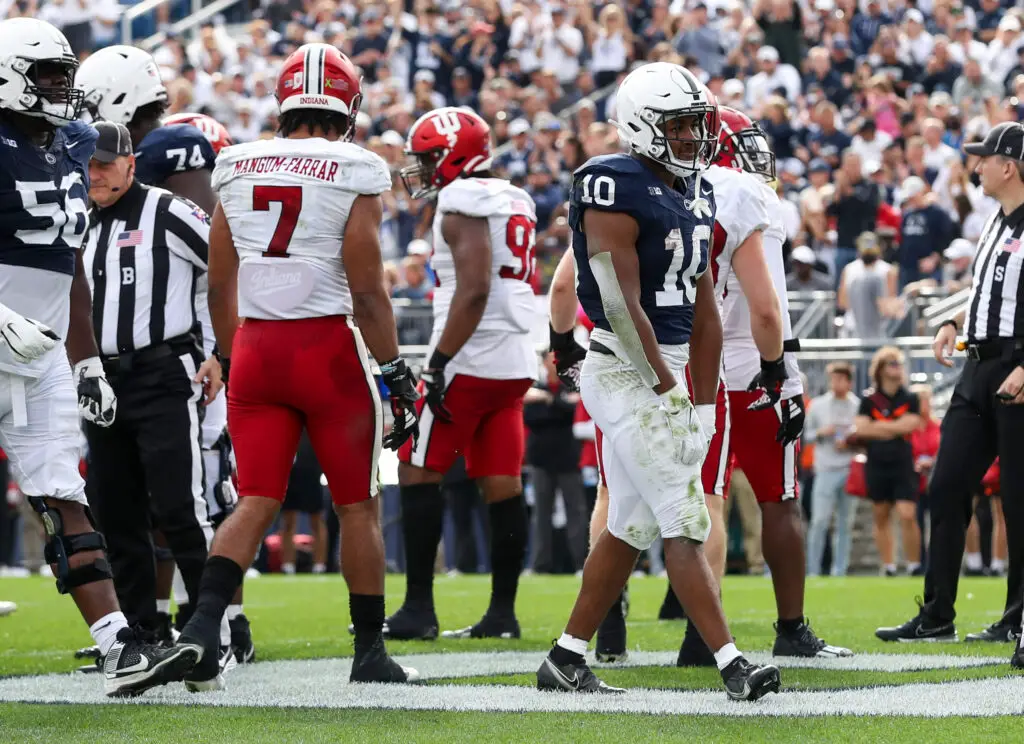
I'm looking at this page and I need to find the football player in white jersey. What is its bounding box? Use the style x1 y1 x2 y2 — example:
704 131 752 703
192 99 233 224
685 105 851 661
166 44 421 690
0 18 200 696
391 107 539 641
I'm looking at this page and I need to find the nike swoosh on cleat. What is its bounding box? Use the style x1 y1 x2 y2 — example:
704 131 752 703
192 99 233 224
547 660 579 690
114 657 150 674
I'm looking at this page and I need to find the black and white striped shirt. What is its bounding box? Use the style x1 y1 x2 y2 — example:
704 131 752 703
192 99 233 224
84 181 210 356
964 202 1024 343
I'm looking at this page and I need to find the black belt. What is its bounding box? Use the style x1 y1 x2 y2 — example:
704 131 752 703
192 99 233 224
101 334 198 376
965 338 1024 362
592 339 800 356
590 340 614 355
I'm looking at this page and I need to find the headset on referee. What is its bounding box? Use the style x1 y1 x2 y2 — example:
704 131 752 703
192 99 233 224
876 122 1024 660
80 121 222 633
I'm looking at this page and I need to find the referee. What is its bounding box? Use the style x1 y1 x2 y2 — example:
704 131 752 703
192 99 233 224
82 122 222 634
876 122 1024 657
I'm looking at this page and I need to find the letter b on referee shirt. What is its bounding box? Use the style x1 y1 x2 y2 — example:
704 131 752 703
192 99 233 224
121 266 135 285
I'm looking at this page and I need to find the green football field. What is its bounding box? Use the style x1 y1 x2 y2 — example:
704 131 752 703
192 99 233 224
0 573 1022 743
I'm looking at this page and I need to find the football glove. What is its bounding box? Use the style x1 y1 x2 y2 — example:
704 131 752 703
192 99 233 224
420 350 453 424
550 325 587 392
776 395 806 447
379 357 420 450
74 357 117 427
747 355 788 411
0 303 59 363
659 385 708 467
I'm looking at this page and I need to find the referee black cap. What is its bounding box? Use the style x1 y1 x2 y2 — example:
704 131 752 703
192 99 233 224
91 121 133 163
964 122 1024 160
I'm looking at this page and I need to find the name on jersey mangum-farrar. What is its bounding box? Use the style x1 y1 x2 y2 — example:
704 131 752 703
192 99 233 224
232 155 341 182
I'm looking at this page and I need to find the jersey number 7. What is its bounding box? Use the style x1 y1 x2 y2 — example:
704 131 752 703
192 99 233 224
253 185 302 256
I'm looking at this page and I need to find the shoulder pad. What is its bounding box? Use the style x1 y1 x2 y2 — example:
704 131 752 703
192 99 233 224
437 178 532 218
60 120 98 169
135 124 216 187
335 143 392 195
573 153 647 180
569 154 650 229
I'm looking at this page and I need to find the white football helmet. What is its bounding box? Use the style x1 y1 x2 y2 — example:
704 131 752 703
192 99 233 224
0 18 83 126
611 62 719 177
75 45 167 125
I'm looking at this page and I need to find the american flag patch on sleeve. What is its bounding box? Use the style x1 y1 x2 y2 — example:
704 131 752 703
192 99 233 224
1002 238 1020 254
116 230 143 248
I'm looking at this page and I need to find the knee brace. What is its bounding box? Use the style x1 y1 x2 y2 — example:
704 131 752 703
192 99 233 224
29 497 113 595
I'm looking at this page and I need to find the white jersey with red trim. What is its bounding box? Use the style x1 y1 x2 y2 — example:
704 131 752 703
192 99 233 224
704 165 802 399
430 177 539 381
212 137 391 320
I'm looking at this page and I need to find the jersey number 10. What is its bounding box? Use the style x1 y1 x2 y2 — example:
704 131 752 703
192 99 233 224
656 225 709 307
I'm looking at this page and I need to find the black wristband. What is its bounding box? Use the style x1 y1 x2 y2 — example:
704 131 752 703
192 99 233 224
428 350 452 370
549 324 574 350
220 357 230 382
378 357 406 379
940 319 959 332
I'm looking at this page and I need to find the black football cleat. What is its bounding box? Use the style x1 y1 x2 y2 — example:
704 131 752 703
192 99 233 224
442 612 520 639
229 613 256 663
536 655 625 693
965 622 1019 643
595 591 628 663
103 628 201 698
1011 642 1024 669
179 630 225 693
875 603 957 643
774 620 852 657
350 637 420 683
658 583 686 620
154 612 179 647
676 621 716 667
721 656 781 701
385 605 440 641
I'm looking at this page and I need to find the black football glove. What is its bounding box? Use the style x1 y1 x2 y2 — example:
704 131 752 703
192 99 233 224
776 395 806 446
379 358 420 450
550 325 587 392
747 355 788 411
420 350 453 423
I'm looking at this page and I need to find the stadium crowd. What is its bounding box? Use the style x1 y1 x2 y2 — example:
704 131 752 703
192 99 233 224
0 0 1015 584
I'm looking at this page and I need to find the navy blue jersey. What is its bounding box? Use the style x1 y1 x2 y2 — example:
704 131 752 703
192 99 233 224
570 154 714 345
0 118 95 277
134 123 216 187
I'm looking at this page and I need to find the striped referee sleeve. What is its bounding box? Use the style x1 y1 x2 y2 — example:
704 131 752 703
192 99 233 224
160 194 210 268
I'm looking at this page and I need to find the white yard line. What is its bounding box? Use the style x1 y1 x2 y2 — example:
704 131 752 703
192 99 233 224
0 651 1017 716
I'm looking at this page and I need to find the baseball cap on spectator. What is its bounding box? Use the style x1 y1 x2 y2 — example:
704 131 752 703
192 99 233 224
964 121 1024 160
898 176 927 204
355 112 372 131
907 83 925 97
722 78 745 101
814 0 834 10
809 158 831 174
904 9 924 24
831 35 848 50
929 91 953 109
530 162 552 176
381 130 405 147
362 7 382 21
756 46 780 63
414 70 436 86
453 67 470 80
509 118 531 136
856 231 881 256
791 245 817 265
944 238 976 261
407 239 431 256
783 158 805 177
999 16 1021 33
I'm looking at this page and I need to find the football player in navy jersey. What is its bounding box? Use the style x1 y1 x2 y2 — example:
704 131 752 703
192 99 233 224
0 18 199 695
75 46 217 213
536 62 780 701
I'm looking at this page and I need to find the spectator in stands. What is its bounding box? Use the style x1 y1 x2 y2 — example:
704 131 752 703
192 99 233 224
804 47 848 111
584 3 633 88
900 9 934 68
526 163 564 232
746 46 800 107
855 347 922 577
805 362 860 577
838 231 897 339
392 256 433 301
921 118 959 171
754 0 802 68
921 38 961 95
759 95 800 162
851 119 894 169
851 0 892 57
988 16 1024 86
786 245 832 292
910 383 941 568
897 176 953 289
953 57 1004 116
829 151 881 282
674 2 725 78
542 5 584 86
942 238 976 292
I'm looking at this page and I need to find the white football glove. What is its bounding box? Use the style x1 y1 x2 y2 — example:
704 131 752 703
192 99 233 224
0 303 59 363
74 357 117 427
659 385 709 467
695 404 716 440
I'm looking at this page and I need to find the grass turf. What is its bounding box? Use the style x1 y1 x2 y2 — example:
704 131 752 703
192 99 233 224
0 573 1018 742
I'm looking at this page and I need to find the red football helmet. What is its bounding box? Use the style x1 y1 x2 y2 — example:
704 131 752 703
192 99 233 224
162 112 233 155
275 43 362 139
400 107 492 200
715 106 776 182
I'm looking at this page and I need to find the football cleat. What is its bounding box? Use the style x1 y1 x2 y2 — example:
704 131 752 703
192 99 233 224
773 620 853 657
154 612 180 647
965 622 1019 643
658 583 685 620
536 656 625 694
595 591 628 663
1012 642 1024 669
229 613 256 663
177 629 225 693
721 657 781 701
350 637 420 683
441 612 520 639
875 604 957 643
676 620 716 667
103 628 201 698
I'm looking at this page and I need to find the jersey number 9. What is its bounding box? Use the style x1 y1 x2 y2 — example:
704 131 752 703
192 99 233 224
499 214 537 282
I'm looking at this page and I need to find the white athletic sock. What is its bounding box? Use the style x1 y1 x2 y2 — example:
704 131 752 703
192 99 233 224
992 559 1006 573
714 642 741 670
172 568 188 605
312 563 326 574
91 611 128 656
966 552 983 571
906 562 921 574
220 614 231 647
885 563 897 574
556 633 588 657
226 604 243 621
281 562 295 575
156 599 171 615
